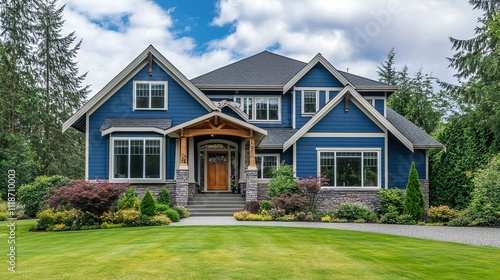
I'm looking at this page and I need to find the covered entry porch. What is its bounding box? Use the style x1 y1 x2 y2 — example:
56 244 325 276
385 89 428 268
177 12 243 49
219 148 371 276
164 112 267 206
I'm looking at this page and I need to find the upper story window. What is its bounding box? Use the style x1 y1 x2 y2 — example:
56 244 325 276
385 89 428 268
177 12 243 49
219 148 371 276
365 98 375 107
302 90 319 115
234 96 280 122
133 81 168 110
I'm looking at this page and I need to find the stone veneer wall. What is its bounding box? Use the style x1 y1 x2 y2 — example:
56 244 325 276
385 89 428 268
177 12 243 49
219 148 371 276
253 179 430 212
132 183 176 202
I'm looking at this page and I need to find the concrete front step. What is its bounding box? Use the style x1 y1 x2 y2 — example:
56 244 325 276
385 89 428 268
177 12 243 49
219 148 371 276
188 193 245 216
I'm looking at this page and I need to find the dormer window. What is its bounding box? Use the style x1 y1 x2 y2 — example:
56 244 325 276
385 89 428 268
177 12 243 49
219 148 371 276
302 90 319 115
133 81 168 110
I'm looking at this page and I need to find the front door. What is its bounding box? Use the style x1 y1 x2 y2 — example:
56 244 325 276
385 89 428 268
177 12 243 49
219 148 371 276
207 152 229 191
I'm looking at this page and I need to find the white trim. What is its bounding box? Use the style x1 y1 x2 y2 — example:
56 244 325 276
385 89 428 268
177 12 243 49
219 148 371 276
301 89 319 116
109 136 164 182
292 90 296 129
293 143 297 177
255 154 280 179
101 127 165 136
385 130 388 189
294 87 345 91
85 113 89 180
303 133 386 138
62 45 216 133
283 54 350 93
132 81 168 110
189 137 195 182
317 148 382 188
215 100 249 122
283 85 413 152
174 139 179 179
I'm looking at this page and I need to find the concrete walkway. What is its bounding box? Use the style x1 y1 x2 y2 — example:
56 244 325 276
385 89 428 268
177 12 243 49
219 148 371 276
171 217 500 247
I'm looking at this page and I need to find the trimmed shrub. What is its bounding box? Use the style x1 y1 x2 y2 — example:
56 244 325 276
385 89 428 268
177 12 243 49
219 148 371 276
379 205 401 224
118 187 140 210
428 205 459 223
234 210 251 221
35 208 98 231
272 193 307 214
149 214 171 226
403 162 425 221
244 200 260 214
321 215 332 222
331 204 377 222
259 200 273 213
157 187 171 206
18 175 70 217
275 214 295 221
378 188 404 215
156 203 170 213
164 208 180 222
140 189 157 216
47 180 129 216
173 205 190 219
267 163 299 197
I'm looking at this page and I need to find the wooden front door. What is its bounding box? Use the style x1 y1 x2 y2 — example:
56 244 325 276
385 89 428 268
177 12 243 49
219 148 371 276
207 152 229 191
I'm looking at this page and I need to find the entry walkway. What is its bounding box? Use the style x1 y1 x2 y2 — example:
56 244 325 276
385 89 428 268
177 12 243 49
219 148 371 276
172 216 500 247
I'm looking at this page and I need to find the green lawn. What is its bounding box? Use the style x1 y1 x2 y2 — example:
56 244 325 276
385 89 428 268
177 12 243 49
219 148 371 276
0 220 499 279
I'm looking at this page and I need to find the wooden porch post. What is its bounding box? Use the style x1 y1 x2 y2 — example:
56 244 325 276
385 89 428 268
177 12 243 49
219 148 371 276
180 129 188 169
249 129 256 169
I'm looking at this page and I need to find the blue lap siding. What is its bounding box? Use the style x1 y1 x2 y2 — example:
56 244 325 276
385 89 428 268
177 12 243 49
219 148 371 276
310 100 383 133
388 134 426 188
88 62 209 180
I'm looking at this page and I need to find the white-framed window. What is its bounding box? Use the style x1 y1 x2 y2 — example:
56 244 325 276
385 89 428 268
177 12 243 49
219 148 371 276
234 96 280 121
133 81 167 110
302 90 319 115
365 98 375 107
255 154 279 179
317 149 380 188
112 138 162 180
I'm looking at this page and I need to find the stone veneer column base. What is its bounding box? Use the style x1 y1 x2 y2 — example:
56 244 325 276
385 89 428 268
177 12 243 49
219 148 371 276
245 169 258 202
420 179 430 211
175 169 189 207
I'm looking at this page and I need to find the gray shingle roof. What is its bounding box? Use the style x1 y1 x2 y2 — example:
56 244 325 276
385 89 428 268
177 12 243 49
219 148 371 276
191 51 306 87
100 119 172 131
191 50 395 89
339 71 393 88
258 128 298 148
386 108 444 149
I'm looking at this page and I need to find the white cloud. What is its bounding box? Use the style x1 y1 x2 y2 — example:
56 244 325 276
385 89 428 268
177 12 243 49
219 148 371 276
59 0 482 99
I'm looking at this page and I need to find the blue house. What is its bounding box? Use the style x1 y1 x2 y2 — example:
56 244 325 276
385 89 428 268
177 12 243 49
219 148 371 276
63 45 444 211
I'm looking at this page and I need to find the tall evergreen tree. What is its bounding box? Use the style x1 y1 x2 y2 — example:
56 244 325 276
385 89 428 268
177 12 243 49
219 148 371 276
33 0 88 176
378 49 446 134
403 162 425 221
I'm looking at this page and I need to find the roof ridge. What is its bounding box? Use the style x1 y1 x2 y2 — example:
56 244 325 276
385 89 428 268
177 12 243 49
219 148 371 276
191 50 306 82
339 70 394 87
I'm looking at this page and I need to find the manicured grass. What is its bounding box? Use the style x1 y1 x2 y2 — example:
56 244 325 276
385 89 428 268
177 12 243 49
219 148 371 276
0 220 499 279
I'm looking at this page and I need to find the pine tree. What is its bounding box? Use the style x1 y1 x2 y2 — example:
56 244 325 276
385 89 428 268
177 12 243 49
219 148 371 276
33 0 88 176
403 162 425 221
378 49 446 133
118 187 140 210
140 189 157 216
157 187 171 206
376 47 397 85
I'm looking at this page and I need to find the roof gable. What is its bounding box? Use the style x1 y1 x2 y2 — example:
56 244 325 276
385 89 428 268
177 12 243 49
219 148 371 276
283 54 350 93
283 85 414 152
63 45 217 132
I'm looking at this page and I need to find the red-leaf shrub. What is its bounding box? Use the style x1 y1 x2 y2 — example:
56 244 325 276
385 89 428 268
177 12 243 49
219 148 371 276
272 193 307 214
47 180 129 216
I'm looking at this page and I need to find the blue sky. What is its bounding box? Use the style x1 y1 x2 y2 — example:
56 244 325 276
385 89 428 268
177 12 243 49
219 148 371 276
60 0 482 98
